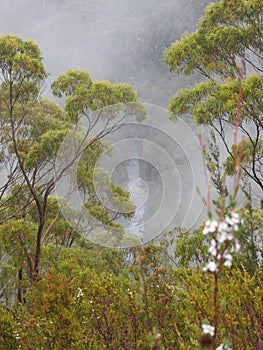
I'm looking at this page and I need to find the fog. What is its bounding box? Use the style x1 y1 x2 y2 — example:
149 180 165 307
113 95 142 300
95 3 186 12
0 0 209 105
0 0 212 241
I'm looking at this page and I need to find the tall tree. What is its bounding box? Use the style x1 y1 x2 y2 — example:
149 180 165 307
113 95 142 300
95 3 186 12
165 0 263 195
0 35 141 286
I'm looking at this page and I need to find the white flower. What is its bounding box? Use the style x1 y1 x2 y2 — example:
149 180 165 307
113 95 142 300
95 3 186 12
227 214 239 231
235 241 241 252
203 261 217 272
208 239 217 256
218 221 229 234
225 216 233 226
231 212 240 223
77 288 84 299
231 239 240 253
225 212 239 226
203 220 218 235
216 343 232 350
223 252 233 267
233 224 239 231
216 345 224 350
203 212 242 274
224 259 232 267
224 261 232 268
202 324 215 336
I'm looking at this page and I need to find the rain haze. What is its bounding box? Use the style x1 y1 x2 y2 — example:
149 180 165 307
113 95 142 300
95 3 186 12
0 0 211 241
0 0 209 105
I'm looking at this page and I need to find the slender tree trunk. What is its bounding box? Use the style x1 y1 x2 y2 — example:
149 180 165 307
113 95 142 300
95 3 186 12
17 269 26 305
33 219 45 280
17 269 23 303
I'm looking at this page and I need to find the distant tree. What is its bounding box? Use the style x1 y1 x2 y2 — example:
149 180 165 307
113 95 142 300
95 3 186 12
165 0 263 194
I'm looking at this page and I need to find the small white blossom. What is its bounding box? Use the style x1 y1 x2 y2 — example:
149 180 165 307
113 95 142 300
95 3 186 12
225 213 240 232
202 324 215 336
204 212 242 273
203 220 218 235
231 212 239 223
208 239 217 256
203 261 217 272
224 259 232 267
216 343 232 350
235 241 241 252
218 221 228 234
77 288 84 299
223 253 233 267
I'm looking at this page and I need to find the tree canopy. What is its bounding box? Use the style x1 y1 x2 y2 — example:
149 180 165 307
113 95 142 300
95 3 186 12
0 34 141 290
165 0 263 194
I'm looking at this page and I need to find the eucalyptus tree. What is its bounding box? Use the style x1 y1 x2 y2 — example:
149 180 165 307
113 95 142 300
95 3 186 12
0 34 141 289
165 0 263 194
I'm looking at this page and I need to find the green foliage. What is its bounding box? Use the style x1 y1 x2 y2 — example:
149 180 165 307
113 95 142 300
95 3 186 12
0 34 47 122
168 75 263 125
92 167 136 217
171 266 262 349
51 69 141 122
225 136 263 175
0 305 18 350
0 239 260 349
165 0 263 193
165 0 263 77
235 207 263 274
0 219 36 260
174 227 209 268
51 69 93 97
0 219 36 302
0 34 46 82
0 34 144 289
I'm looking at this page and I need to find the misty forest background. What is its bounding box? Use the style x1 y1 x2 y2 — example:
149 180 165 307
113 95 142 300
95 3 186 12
0 0 209 105
0 1 262 349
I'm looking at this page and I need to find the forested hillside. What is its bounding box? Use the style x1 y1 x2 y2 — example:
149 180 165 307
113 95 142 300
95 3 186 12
0 1 262 349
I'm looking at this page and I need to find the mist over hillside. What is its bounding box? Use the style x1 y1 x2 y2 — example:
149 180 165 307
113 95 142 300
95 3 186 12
0 1 213 237
0 0 210 105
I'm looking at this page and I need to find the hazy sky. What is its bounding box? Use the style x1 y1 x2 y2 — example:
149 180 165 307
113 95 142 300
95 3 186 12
0 1 215 236
0 0 209 105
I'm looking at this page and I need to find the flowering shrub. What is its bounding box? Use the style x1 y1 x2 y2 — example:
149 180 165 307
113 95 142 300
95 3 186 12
203 213 241 272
